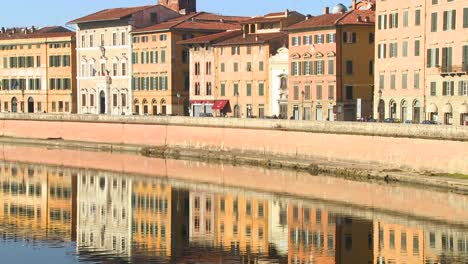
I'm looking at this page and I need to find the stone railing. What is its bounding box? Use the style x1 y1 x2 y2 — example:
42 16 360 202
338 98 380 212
0 113 467 141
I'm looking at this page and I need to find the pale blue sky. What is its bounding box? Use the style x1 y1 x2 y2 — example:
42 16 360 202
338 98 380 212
0 0 345 28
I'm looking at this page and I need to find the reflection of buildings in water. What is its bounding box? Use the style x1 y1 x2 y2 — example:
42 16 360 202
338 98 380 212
0 162 76 242
269 201 289 257
288 203 336 264
132 179 172 257
77 171 132 256
373 222 424 264
424 228 468 263
189 191 216 246
214 194 270 259
335 216 373 264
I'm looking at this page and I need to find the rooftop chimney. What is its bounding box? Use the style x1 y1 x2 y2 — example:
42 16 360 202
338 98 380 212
285 9 289 17
352 0 357 10
323 7 329 15
31 26 35 32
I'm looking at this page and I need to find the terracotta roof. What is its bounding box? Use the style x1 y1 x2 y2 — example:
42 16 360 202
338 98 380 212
286 13 343 31
133 12 243 33
68 5 155 24
194 13 249 22
178 30 243 45
213 32 287 46
336 9 375 25
242 16 283 24
0 26 74 41
264 11 286 17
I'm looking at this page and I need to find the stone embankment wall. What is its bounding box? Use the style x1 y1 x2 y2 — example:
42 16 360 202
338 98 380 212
0 113 467 173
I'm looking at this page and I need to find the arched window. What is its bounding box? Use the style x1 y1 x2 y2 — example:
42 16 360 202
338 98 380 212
161 99 167 115
401 100 408 122
133 99 140 115
152 99 158 115
142 99 148 115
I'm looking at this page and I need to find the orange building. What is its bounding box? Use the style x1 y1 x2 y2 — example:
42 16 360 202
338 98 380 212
373 221 424 264
131 12 245 116
132 179 172 257
286 1 375 121
214 194 270 260
0 26 76 113
288 204 336 264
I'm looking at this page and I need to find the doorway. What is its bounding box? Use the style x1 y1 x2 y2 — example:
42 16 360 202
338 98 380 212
28 97 34 113
99 91 106 114
11 97 18 113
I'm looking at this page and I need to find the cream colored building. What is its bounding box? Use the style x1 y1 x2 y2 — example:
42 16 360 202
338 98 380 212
69 5 180 115
269 47 289 118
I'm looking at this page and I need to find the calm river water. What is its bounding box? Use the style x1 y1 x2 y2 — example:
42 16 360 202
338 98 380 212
0 144 467 264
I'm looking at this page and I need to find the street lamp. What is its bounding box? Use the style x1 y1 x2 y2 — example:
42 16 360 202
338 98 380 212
176 92 181 116
301 90 305 120
235 91 239 118
378 88 383 121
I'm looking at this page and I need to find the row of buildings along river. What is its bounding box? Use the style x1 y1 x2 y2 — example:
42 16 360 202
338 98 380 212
0 160 467 263
0 0 466 125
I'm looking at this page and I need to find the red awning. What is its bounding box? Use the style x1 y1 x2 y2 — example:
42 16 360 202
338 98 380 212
190 100 214 104
212 100 228 110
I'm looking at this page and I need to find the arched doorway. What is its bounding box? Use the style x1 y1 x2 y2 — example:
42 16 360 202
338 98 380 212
389 100 397 119
413 100 421 123
133 99 140 115
11 97 18 113
99 91 106 114
234 104 240 118
152 99 158 115
401 100 408 122
28 97 34 113
378 99 385 121
161 99 167 115
142 99 148 115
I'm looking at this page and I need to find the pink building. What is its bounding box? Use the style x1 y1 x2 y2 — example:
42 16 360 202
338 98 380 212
181 11 305 117
374 0 468 125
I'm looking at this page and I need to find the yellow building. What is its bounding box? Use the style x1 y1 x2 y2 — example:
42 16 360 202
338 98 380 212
131 12 245 116
0 26 76 113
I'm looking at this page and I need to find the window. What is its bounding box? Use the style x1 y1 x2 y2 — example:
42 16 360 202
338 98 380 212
294 85 299 100
246 46 251 55
89 34 94 47
150 12 158 23
378 43 387 59
81 35 86 48
121 63 127 76
304 84 310 100
220 63 225 72
112 33 117 46
431 12 438 32
464 8 468 28
315 61 324 75
328 84 334 99
346 85 353 100
441 47 453 71
431 81 437 96
459 81 468 95
82 94 86 106
292 61 300 76
159 34 167 41
443 81 455 96
414 40 420 56
206 82 212 95
369 33 374 44
390 43 398 58
259 61 264 71
113 63 118 76
378 14 387 30
346 60 353 75
328 60 335 75
231 46 240 55
402 41 408 57
443 10 456 31
303 35 312 45
259 83 264 96
246 62 252 72
220 83 225 96
389 13 399 28
369 60 373 75
402 72 408 89
415 9 421 26
326 33 336 43
246 83 251 96
403 10 409 27
233 62 238 72
316 85 322 100
113 94 117 107
292 36 301 46
414 71 420 89
161 49 166 63
390 73 396 89
379 73 385 90
121 32 126 45
427 48 440 68
233 83 239 96
304 61 312 75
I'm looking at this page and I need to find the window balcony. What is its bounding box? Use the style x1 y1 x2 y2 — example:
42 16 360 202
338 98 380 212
438 65 468 76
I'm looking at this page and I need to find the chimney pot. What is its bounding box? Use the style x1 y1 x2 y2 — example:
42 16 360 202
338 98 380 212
323 7 329 15
352 0 357 10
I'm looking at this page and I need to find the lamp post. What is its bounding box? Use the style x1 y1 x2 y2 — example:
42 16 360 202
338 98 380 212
301 90 305 120
378 88 382 121
235 91 239 118
176 92 181 116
